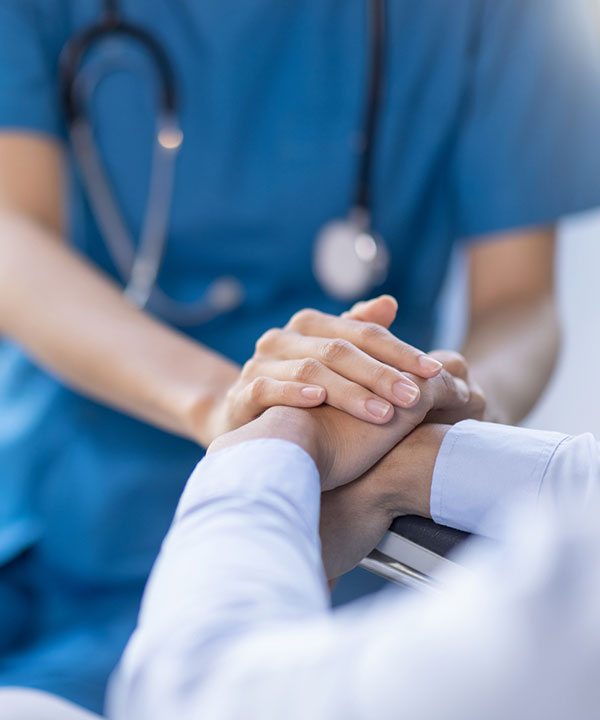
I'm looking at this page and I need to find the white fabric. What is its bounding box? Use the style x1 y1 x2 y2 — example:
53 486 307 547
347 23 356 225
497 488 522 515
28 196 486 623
431 420 600 537
0 688 101 720
108 430 600 720
430 419 569 536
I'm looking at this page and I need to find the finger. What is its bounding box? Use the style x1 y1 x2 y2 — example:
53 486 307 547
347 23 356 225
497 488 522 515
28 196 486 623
261 332 420 408
286 309 442 378
412 370 471 413
258 358 397 424
428 349 469 381
343 295 398 329
238 377 327 422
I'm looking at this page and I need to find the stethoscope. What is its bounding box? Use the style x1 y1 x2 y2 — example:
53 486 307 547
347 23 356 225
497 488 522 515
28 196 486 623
60 0 390 326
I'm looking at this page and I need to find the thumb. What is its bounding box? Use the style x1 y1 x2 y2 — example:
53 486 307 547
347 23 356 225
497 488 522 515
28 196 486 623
344 295 398 329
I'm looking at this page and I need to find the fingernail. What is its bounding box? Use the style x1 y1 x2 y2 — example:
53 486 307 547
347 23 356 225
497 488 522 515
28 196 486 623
365 398 393 419
392 381 420 406
301 386 325 401
418 355 443 374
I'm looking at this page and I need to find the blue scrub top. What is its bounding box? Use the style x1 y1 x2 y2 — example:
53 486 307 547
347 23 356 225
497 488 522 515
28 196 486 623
1 0 600 712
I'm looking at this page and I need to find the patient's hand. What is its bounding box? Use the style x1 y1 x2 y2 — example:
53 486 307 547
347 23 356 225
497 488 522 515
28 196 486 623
208 366 470 492
317 352 483 579
320 424 450 580
425 350 485 424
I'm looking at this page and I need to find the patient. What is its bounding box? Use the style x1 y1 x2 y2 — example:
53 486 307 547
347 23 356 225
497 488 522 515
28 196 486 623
106 376 600 718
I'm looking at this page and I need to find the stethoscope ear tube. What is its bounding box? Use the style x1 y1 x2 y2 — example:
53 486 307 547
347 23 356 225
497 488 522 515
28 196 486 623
60 17 178 126
62 1 388 320
312 0 390 302
70 116 243 325
61 7 245 325
356 0 385 212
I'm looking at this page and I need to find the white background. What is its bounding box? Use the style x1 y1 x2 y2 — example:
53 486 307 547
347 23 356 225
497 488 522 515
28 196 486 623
525 212 600 437
437 210 600 439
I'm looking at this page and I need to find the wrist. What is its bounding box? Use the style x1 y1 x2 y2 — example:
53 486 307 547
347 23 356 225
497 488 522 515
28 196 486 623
261 407 325 475
180 362 241 447
372 424 450 519
207 406 326 478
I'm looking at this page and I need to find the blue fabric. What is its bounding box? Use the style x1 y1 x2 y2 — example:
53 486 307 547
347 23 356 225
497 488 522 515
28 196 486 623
1 0 600 713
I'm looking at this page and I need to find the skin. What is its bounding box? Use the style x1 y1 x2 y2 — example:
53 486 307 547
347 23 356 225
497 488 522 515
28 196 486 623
0 131 558 603
0 134 555 444
462 230 559 425
0 133 555 580
0 134 448 449
319 423 449 580
317 302 483 580
210 370 472 493
314 233 560 579
209 405 451 581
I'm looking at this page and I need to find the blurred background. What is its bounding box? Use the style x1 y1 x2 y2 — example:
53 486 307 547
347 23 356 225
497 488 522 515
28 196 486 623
437 209 600 439
525 211 600 437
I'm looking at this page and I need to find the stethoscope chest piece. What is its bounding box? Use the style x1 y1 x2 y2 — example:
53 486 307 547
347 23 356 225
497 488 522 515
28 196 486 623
312 207 390 302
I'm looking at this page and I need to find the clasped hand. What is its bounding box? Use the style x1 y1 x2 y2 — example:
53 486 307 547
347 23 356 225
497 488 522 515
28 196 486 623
207 296 484 441
209 296 485 579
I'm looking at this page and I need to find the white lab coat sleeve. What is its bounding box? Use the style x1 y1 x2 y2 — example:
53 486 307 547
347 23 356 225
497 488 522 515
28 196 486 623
107 438 330 719
429 419 600 538
108 433 600 720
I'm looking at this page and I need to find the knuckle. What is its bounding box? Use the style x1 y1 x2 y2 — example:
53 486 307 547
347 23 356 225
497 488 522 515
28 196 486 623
240 358 258 380
292 357 321 382
371 362 392 386
249 376 269 403
438 370 458 401
452 352 468 372
320 338 351 364
288 308 318 331
358 322 385 343
255 328 280 355
224 384 239 407
440 350 469 378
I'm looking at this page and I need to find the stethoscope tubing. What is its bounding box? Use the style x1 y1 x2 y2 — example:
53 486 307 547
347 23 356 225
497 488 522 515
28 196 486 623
357 0 385 213
60 0 387 322
60 19 177 125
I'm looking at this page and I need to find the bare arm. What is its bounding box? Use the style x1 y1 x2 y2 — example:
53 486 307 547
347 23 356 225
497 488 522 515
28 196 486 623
0 133 447 447
460 228 559 425
0 134 239 447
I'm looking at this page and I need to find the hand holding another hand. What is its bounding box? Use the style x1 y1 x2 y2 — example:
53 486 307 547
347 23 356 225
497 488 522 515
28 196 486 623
209 360 472 492
204 296 444 442
208 295 486 580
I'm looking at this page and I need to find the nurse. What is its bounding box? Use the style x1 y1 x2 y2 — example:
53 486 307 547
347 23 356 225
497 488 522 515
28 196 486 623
1 0 600 714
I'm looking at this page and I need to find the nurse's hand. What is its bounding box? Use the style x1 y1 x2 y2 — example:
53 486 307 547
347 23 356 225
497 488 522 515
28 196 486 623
206 296 444 441
209 365 471 492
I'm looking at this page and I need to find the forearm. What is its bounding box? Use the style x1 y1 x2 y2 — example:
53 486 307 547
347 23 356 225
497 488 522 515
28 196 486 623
110 435 328 720
0 210 239 446
461 293 559 424
110 416 600 720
